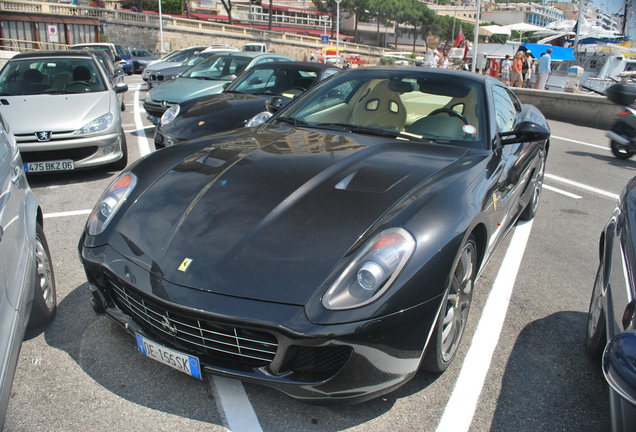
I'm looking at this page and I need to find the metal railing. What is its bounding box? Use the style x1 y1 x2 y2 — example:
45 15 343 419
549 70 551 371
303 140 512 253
0 37 70 52
0 0 384 55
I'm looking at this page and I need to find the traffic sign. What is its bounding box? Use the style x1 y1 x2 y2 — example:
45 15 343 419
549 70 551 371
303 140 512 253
321 35 329 44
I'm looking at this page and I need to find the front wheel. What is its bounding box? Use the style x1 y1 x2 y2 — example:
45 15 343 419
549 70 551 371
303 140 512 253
421 235 477 373
107 131 128 171
611 140 634 160
28 223 57 329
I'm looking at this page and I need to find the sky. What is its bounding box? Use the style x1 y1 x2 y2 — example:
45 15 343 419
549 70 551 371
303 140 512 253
587 0 636 40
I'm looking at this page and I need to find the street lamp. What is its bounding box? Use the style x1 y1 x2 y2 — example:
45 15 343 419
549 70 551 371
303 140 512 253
336 0 341 66
159 0 164 54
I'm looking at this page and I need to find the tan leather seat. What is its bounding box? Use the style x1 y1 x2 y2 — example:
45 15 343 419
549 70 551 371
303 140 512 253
349 80 407 131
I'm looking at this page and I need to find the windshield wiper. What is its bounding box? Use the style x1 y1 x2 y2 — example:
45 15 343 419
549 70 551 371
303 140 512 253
314 123 434 142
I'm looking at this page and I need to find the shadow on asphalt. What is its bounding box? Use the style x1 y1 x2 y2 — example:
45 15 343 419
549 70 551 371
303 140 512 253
490 311 610 431
566 150 636 170
44 283 222 425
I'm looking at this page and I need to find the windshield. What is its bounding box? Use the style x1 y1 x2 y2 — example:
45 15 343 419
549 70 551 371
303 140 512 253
131 50 153 57
228 66 322 98
182 55 251 81
278 70 486 147
0 57 108 95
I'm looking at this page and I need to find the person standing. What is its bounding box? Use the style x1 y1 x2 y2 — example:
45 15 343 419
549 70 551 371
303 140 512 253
501 54 511 85
538 48 552 90
511 51 524 87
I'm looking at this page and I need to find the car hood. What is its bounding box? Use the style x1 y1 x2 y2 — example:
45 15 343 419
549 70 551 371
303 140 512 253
111 126 469 305
147 77 227 103
164 92 270 139
155 65 188 77
1 92 112 134
145 60 182 73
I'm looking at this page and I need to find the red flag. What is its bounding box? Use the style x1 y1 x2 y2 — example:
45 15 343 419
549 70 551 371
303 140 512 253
454 29 464 48
463 42 469 61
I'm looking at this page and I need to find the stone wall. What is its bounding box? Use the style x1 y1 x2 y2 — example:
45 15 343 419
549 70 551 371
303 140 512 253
101 20 379 64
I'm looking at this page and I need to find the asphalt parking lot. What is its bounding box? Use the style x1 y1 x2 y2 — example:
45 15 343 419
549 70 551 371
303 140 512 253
3 74 624 431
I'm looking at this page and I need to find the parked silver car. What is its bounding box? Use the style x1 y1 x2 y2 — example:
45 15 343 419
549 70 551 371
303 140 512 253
0 111 56 429
0 50 128 172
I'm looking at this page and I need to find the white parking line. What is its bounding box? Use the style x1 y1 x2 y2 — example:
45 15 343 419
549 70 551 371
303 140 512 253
44 209 92 218
552 135 608 151
123 125 155 134
437 220 533 432
211 376 263 432
545 173 619 200
543 184 582 199
133 84 152 157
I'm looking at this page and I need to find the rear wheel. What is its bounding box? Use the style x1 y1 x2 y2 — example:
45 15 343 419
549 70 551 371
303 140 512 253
611 140 633 159
520 150 546 220
28 223 56 329
421 235 477 372
585 268 606 359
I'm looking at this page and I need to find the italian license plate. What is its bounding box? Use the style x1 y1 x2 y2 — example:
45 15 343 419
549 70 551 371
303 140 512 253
24 160 74 173
135 334 202 379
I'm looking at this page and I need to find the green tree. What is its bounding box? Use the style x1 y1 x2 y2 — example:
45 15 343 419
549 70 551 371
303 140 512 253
342 0 370 43
312 0 338 39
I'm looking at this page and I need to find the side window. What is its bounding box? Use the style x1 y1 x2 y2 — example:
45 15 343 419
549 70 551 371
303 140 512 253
492 85 517 133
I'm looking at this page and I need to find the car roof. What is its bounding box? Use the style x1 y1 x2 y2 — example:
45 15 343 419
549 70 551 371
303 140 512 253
219 51 290 59
12 50 96 60
250 61 339 71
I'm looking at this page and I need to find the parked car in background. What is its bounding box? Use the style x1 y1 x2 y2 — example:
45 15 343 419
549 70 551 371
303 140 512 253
0 110 56 430
141 46 208 88
243 43 268 52
88 50 126 111
145 47 238 88
155 61 340 148
0 50 129 172
79 68 549 404
143 51 292 124
71 43 133 75
129 49 158 74
586 175 636 431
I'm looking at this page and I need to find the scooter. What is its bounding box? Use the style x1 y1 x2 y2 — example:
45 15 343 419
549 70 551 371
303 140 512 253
606 83 636 159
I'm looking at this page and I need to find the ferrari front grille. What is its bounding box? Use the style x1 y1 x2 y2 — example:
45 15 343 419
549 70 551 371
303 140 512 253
107 278 279 366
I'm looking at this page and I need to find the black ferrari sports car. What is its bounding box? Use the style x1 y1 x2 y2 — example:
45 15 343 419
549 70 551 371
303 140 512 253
79 68 550 404
154 61 341 149
586 173 636 431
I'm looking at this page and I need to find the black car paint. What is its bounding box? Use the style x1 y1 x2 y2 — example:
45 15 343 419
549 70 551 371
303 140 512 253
588 176 636 431
79 69 549 403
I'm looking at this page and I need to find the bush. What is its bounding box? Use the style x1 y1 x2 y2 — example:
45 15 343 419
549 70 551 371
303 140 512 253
380 57 396 65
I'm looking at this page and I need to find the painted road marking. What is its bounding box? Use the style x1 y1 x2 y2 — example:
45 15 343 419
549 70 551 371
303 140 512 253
552 135 607 151
123 125 155 134
211 376 263 432
545 173 619 200
543 184 582 199
437 220 534 432
44 209 92 218
134 84 152 157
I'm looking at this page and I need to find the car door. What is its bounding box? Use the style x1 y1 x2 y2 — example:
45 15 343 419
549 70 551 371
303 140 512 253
491 84 530 226
0 113 31 310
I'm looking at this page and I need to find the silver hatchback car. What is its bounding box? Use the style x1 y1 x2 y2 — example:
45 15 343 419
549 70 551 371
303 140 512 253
0 50 128 173
0 111 56 429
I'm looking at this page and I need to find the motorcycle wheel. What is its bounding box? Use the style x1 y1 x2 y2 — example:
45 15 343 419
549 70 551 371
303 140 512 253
611 140 634 159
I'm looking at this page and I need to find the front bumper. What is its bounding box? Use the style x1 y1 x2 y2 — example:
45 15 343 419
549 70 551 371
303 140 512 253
79 237 440 404
143 100 169 124
16 130 125 169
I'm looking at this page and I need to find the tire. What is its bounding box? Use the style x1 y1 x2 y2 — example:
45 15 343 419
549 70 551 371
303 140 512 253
28 223 57 329
585 268 606 359
520 150 546 221
421 235 477 373
611 140 633 160
108 132 128 171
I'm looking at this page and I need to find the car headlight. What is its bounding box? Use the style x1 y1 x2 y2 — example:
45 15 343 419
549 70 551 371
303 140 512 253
161 104 180 126
246 111 272 127
86 173 137 236
75 113 114 135
322 227 416 310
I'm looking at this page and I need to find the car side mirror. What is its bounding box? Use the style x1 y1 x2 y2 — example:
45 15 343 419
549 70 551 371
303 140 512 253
115 55 122 62
603 331 636 407
222 82 231 90
266 96 284 114
499 121 550 146
114 83 128 94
